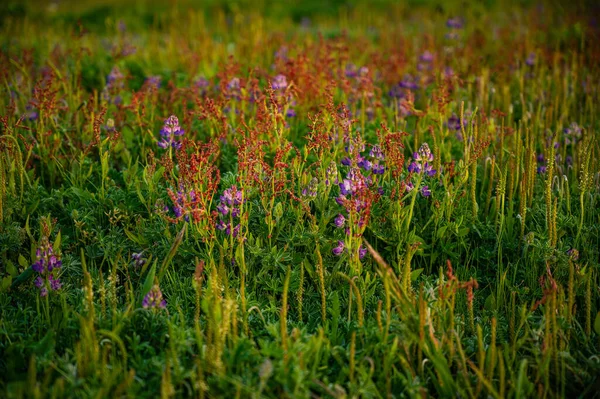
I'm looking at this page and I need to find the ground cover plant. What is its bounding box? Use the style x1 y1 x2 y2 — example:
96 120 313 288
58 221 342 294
1 0 600 397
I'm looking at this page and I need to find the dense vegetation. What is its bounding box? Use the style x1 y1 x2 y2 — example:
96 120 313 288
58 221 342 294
1 1 599 397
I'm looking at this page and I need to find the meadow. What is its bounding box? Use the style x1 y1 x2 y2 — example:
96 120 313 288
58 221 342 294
1 0 600 397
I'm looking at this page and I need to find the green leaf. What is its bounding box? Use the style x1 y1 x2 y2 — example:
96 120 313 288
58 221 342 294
53 231 62 250
140 259 157 306
411 268 424 281
11 267 33 288
1 276 12 291
484 294 496 311
594 312 600 335
7 260 18 277
18 254 28 268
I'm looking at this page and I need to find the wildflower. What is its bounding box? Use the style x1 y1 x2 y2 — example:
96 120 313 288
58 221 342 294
372 164 385 175
216 186 243 237
131 252 146 267
271 74 288 90
158 115 184 149
143 284 167 309
31 236 62 296
369 145 384 161
419 50 434 63
446 17 464 29
421 185 431 197
332 240 345 256
334 214 345 228
325 161 338 186
567 248 579 261
302 177 319 198
145 75 161 89
526 52 536 67
358 246 367 260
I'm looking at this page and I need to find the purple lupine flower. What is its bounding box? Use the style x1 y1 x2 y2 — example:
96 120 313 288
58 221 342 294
332 240 345 256
408 162 421 174
145 75 161 89
271 74 288 90
217 186 244 236
195 77 210 95
357 156 372 171
158 115 184 149
31 236 62 296
526 53 536 67
302 177 319 198
414 143 434 163
537 166 547 174
341 157 352 166
399 75 419 90
405 182 414 192
369 145 384 160
49 275 62 290
334 214 345 228
143 284 167 309
420 51 434 63
345 63 358 78
286 108 297 118
566 155 573 166
421 185 431 197
325 161 338 186
567 248 579 261
339 179 352 196
359 246 367 260
131 252 146 267
446 17 464 29
447 114 464 131
372 164 385 175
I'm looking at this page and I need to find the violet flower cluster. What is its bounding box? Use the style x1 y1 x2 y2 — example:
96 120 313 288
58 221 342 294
271 74 297 118
102 66 124 105
143 284 167 309
32 238 62 297
158 115 184 150
406 142 437 197
216 186 243 237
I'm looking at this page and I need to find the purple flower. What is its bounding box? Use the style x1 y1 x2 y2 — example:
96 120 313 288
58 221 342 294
369 145 384 160
34 276 43 288
447 114 464 131
372 164 385 175
332 240 345 256
537 166 547 174
357 156 372 171
421 185 431 197
40 287 48 297
408 162 421 174
526 52 536 67
359 246 367 260
414 143 434 163
271 74 288 90
567 248 579 261
446 17 464 29
334 214 345 228
49 275 62 290
158 115 184 149
143 284 167 309
420 51 434 63
131 252 146 267
145 75 161 89
286 108 297 118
